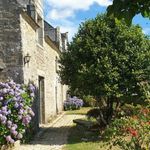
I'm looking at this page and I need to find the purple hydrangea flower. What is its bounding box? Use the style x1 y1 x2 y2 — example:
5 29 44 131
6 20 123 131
17 133 23 139
7 120 12 126
0 97 3 100
6 135 14 143
6 135 12 142
0 80 35 144
64 96 83 110
11 130 18 136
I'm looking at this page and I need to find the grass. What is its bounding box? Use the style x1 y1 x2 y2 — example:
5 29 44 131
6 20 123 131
63 107 107 150
65 107 92 115
63 125 105 150
64 107 120 150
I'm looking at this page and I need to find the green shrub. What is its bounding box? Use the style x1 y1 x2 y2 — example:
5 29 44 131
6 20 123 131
83 95 96 107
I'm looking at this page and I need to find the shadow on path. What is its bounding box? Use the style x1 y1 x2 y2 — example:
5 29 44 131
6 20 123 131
30 126 72 146
20 114 85 150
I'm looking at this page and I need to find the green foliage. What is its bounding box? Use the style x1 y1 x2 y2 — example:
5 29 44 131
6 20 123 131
107 0 150 24
82 95 96 107
86 107 114 126
87 108 100 120
139 81 150 102
59 14 150 105
103 105 150 149
65 107 92 115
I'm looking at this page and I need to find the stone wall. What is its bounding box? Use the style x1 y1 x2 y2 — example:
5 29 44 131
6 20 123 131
44 40 68 120
44 42 59 118
20 13 67 124
20 13 39 130
0 0 23 83
0 0 68 128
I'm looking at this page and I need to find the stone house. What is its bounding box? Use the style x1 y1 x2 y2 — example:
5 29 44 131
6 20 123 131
0 0 68 130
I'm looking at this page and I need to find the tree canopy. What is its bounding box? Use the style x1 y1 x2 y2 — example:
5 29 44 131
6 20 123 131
59 14 150 103
107 0 150 24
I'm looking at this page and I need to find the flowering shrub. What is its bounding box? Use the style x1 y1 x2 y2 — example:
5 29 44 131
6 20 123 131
64 96 83 110
103 105 150 150
0 80 35 146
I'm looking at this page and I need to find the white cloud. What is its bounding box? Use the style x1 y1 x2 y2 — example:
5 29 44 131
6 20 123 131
45 0 112 40
95 0 112 7
45 0 112 20
47 9 74 20
46 0 112 10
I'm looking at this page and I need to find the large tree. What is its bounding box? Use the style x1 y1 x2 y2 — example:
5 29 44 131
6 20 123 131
107 0 150 24
59 14 150 123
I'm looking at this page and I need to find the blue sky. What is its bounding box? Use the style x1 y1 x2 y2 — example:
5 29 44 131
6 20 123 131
44 0 150 40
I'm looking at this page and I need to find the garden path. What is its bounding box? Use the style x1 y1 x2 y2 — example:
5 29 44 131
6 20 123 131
20 113 84 150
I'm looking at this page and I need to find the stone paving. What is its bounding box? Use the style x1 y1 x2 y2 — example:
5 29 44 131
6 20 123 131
20 113 84 150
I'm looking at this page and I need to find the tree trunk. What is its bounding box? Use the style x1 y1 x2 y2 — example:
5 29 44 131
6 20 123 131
106 97 114 124
115 98 121 111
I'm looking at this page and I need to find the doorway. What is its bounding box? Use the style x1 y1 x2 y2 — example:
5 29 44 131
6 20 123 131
38 76 45 124
55 86 58 114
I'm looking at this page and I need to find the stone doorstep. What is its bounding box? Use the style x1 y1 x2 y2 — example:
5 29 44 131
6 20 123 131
0 141 20 150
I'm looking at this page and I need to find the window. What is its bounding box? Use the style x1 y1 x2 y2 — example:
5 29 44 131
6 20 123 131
37 15 43 46
27 4 36 20
55 56 58 72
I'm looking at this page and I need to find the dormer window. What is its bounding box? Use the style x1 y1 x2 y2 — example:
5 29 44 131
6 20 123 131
27 4 36 20
37 14 43 46
61 33 68 52
55 56 58 73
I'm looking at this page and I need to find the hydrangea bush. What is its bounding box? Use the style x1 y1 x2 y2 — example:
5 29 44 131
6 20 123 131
0 80 35 146
64 96 83 110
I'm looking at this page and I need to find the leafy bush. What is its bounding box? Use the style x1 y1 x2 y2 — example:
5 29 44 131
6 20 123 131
59 14 150 113
87 108 100 119
139 81 150 103
64 96 83 110
0 80 35 146
83 95 96 107
87 107 113 127
103 105 150 150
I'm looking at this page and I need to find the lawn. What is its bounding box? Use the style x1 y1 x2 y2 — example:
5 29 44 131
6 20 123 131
63 124 105 150
65 107 92 115
63 107 121 150
63 107 102 150
63 107 107 150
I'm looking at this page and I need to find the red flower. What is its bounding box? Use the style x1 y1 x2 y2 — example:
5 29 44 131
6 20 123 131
126 127 138 137
146 121 150 125
130 129 138 137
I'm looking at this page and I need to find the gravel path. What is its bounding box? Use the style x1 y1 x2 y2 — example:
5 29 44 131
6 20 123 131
20 114 84 150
